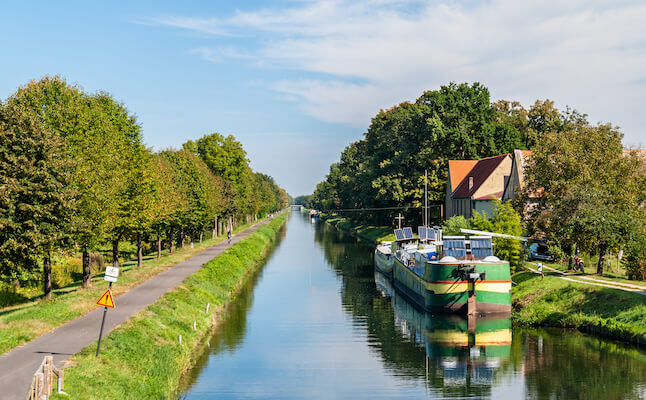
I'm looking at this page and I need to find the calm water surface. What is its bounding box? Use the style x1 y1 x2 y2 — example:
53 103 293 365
179 211 646 399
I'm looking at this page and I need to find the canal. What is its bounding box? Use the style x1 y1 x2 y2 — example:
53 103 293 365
180 211 646 399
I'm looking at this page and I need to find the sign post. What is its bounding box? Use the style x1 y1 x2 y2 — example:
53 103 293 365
96 267 118 357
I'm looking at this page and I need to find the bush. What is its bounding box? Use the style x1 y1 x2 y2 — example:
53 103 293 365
51 256 82 288
548 245 565 263
90 252 105 272
443 215 470 236
623 236 646 280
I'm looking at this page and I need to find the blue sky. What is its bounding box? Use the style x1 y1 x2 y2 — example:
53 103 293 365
1 1 645 196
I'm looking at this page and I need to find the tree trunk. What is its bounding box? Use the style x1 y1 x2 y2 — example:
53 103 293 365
199 232 203 243
180 227 185 249
597 242 607 275
112 239 120 268
156 226 162 259
44 251 52 299
190 233 194 248
212 216 217 239
137 232 143 268
82 247 91 288
169 226 175 254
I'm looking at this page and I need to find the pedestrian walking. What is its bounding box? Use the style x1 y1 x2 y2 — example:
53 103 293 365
537 262 544 280
227 229 232 245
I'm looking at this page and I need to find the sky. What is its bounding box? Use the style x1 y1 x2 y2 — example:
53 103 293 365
1 1 645 196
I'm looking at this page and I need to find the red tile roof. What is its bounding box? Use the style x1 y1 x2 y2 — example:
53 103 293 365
452 154 510 198
448 160 478 192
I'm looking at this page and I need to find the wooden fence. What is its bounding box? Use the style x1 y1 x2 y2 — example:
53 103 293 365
28 356 64 399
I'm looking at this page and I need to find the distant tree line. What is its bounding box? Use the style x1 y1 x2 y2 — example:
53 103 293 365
0 76 288 297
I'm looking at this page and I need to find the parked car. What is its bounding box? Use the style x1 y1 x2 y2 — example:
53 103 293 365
527 243 553 261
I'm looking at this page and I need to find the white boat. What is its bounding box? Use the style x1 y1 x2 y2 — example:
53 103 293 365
374 241 394 279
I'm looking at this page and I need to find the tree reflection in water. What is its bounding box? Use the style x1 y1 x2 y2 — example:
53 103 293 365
314 220 646 399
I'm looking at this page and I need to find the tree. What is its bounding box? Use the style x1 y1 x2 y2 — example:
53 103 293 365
159 150 223 249
0 101 77 297
471 199 524 271
524 122 646 274
442 216 470 236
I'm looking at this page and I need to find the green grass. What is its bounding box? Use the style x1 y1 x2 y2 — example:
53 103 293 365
319 213 395 243
512 271 646 345
50 213 287 399
0 221 257 355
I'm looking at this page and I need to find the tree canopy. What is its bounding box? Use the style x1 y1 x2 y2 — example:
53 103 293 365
310 82 533 225
523 119 646 273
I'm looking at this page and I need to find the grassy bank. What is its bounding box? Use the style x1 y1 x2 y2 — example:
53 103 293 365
512 271 646 345
51 213 287 399
320 213 394 243
0 221 256 356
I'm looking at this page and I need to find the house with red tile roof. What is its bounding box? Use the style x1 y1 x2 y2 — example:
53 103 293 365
445 154 512 219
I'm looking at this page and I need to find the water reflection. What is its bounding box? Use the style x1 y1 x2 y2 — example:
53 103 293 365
375 271 512 397
180 212 646 399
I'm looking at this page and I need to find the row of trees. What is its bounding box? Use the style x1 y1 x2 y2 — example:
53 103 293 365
307 82 561 225
0 76 288 297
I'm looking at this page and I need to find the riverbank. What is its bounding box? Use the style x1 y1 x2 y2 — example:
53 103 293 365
0 222 259 356
319 213 394 244
50 213 287 399
318 215 646 345
512 271 646 345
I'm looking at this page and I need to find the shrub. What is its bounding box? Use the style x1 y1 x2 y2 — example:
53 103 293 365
623 236 646 280
443 215 470 236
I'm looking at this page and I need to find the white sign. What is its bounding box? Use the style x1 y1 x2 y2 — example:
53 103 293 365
104 266 120 282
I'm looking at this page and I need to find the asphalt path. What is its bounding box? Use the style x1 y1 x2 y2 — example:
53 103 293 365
0 218 271 399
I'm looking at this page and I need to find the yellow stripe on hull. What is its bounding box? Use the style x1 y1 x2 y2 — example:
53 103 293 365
422 281 511 294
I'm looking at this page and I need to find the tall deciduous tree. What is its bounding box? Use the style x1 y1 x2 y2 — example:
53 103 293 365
524 122 646 274
0 101 77 297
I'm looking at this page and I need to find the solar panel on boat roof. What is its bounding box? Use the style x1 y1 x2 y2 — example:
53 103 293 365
428 229 436 240
444 238 466 259
418 226 426 239
403 227 414 239
394 229 405 240
470 237 493 259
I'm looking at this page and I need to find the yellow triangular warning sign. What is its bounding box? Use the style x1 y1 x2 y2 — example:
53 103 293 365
96 289 115 308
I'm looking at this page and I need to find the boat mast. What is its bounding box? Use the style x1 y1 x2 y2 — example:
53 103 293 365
424 169 428 230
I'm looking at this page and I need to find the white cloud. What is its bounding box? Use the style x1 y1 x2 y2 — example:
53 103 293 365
150 0 646 144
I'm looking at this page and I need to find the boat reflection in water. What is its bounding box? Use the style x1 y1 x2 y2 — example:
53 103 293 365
375 271 511 389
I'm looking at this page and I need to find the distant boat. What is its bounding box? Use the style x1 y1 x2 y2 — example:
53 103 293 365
374 240 395 279
309 209 319 223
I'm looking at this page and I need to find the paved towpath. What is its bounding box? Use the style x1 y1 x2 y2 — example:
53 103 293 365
0 217 273 399
526 262 646 296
